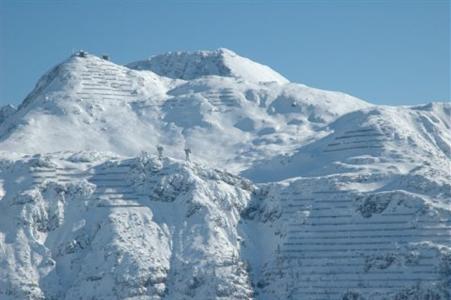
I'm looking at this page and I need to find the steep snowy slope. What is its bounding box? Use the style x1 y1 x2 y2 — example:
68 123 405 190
242 166 450 299
0 53 170 158
0 50 369 173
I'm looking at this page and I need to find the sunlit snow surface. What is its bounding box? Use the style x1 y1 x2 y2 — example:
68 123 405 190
0 52 368 173
0 50 449 299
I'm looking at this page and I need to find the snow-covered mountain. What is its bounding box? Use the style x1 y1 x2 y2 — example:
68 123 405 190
0 50 369 173
0 49 449 299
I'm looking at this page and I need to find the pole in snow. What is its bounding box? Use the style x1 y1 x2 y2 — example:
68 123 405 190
184 148 191 162
157 145 164 160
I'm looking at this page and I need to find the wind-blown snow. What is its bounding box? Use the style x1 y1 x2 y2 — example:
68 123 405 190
0 49 449 300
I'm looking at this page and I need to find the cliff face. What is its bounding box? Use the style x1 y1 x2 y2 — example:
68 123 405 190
0 153 255 299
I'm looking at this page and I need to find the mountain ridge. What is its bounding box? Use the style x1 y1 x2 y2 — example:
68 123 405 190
0 50 370 173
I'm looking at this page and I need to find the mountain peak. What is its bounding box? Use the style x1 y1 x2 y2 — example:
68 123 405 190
127 48 289 84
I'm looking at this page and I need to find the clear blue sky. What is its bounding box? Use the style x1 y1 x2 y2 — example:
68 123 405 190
0 0 449 106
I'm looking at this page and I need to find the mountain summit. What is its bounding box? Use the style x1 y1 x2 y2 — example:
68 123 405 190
127 48 289 84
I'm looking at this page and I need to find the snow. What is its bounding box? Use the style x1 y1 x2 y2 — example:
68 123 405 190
0 153 255 299
127 48 289 84
0 49 450 299
243 104 451 182
0 51 369 174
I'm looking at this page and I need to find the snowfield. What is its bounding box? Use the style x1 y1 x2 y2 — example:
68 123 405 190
0 49 449 299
